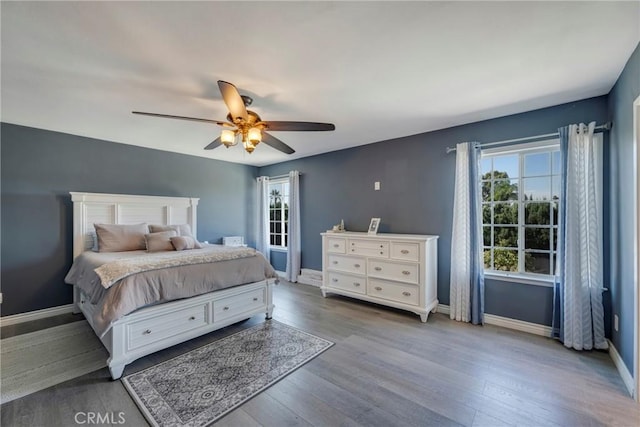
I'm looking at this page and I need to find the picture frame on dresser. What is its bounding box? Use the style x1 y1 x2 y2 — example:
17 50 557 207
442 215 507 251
368 218 381 234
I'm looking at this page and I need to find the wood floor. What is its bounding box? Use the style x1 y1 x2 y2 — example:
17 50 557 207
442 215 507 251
2 281 639 426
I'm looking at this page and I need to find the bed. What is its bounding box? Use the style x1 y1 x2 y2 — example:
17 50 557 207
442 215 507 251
65 192 277 380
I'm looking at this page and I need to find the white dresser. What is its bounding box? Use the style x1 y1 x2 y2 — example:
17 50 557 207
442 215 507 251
321 232 439 322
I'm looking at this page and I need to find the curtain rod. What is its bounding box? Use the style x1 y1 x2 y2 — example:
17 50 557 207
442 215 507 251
445 122 612 154
268 173 301 180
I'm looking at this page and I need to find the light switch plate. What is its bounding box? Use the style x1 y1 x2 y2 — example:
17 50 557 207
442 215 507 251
374 181 380 191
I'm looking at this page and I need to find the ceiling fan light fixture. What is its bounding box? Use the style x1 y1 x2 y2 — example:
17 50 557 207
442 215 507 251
248 127 262 144
220 129 237 147
243 139 256 154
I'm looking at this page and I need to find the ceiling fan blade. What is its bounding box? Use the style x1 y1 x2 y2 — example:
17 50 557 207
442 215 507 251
132 111 234 127
261 121 335 132
204 137 222 150
262 132 295 154
217 81 248 122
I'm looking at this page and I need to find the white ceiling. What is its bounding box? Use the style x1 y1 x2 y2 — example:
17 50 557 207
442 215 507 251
2 2 639 167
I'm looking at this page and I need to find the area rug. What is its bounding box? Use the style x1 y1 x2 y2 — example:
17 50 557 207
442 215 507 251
122 320 333 426
1 320 108 403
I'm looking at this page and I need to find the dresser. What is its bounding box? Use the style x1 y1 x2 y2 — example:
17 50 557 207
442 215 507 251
321 232 439 322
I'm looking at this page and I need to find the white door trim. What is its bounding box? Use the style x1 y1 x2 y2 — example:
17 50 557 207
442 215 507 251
633 95 640 402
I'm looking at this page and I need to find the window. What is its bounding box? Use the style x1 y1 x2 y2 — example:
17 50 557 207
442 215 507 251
269 178 289 248
481 140 560 278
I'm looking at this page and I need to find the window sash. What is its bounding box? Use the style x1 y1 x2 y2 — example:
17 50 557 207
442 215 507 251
482 140 560 277
268 178 289 249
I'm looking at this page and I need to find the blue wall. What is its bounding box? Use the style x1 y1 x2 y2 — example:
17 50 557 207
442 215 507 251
608 42 640 375
1 123 257 316
259 96 609 325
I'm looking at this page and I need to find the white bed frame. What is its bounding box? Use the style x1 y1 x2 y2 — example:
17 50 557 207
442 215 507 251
70 192 274 380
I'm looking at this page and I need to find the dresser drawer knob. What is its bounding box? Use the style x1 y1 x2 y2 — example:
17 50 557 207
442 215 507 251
332 261 338 264
354 283 361 287
374 267 382 271
351 249 355 252
354 263 360 268
401 249 410 254
380 251 384 254
189 316 196 321
332 278 338 282
374 286 382 291
380 245 384 248
402 270 411 275
253 297 259 301
403 291 411 297
143 329 152 335
333 244 339 248
223 306 229 311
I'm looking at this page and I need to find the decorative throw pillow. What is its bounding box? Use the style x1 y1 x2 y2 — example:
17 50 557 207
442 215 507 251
149 224 194 238
94 223 148 252
145 230 178 252
170 236 203 251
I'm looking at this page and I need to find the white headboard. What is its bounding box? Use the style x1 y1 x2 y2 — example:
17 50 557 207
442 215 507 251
70 192 199 259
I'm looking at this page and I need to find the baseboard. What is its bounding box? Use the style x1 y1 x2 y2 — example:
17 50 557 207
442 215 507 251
297 268 322 288
436 304 552 337
0 304 76 327
608 339 635 398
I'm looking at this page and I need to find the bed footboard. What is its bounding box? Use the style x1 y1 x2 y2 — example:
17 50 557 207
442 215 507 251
76 280 275 379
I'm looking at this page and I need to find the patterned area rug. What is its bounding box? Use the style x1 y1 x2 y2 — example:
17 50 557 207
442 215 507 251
1 320 108 403
123 320 333 426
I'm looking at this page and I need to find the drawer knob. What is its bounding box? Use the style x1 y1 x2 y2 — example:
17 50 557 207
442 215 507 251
374 267 382 271
332 261 338 264
143 329 152 335
374 286 382 291
223 306 229 311
332 278 338 282
351 249 355 252
354 282 361 287
80 300 85 304
333 244 339 248
380 251 384 254
354 263 360 268
380 245 384 248
401 249 409 254
253 297 258 301
403 291 411 297
351 242 355 245
189 316 196 321
402 270 411 275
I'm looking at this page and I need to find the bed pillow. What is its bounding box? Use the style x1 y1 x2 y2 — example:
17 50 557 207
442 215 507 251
149 224 194 238
170 235 203 251
94 223 148 252
145 230 178 252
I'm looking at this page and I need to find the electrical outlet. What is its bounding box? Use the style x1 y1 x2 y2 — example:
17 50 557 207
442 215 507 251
374 181 381 191
614 314 619 331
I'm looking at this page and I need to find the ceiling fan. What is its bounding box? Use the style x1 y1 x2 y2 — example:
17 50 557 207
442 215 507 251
132 80 335 154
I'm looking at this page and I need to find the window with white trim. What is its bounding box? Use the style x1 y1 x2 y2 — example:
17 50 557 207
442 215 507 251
481 140 560 278
269 178 289 248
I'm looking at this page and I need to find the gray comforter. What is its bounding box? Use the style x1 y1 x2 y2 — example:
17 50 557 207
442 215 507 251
65 245 278 336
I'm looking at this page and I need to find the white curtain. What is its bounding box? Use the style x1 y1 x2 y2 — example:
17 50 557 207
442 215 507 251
556 122 607 350
285 170 301 282
450 142 485 324
256 176 270 263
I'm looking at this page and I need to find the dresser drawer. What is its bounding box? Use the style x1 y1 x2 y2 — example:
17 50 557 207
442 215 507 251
391 242 420 262
326 271 366 295
327 254 366 275
368 279 420 306
214 287 265 322
127 303 209 351
326 237 346 254
368 259 419 284
348 239 389 257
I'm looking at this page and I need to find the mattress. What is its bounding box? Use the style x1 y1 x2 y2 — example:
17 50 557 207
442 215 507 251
65 245 278 336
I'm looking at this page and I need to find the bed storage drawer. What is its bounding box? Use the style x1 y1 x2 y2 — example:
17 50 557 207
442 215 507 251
127 302 209 350
214 287 266 322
